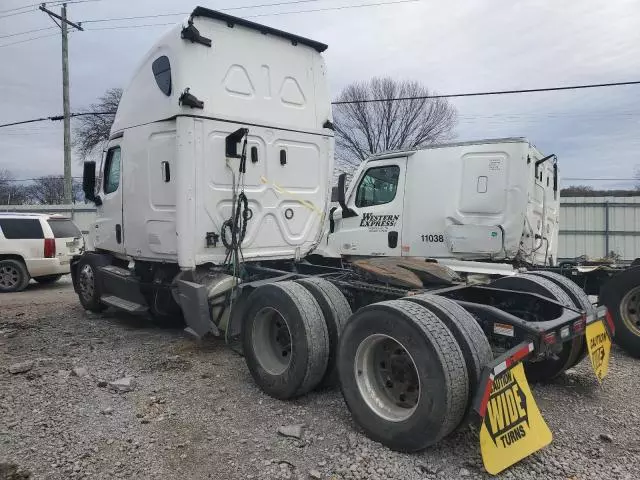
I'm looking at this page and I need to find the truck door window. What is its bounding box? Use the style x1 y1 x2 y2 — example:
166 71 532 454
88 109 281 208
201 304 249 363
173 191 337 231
355 165 400 208
103 147 121 194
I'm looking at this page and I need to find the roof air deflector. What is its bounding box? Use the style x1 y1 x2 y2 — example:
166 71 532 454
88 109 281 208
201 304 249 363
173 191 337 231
190 6 328 52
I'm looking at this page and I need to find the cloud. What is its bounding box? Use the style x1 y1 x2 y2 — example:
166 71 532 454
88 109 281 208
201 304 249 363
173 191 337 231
0 0 638 188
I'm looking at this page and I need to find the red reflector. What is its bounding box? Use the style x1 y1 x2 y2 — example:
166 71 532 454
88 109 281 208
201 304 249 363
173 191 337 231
573 316 586 333
478 377 494 418
511 344 531 364
44 238 56 258
605 310 616 336
543 332 557 344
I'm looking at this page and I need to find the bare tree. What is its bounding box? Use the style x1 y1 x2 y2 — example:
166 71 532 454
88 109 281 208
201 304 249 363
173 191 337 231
333 78 457 172
0 170 29 205
26 176 83 205
560 185 594 196
73 87 122 161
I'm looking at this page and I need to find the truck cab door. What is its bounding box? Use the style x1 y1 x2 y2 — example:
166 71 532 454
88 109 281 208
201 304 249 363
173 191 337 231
329 157 407 257
94 143 125 255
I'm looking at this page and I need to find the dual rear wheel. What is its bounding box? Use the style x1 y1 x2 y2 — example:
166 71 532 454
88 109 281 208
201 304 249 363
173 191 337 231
491 272 594 381
242 281 490 451
242 279 352 399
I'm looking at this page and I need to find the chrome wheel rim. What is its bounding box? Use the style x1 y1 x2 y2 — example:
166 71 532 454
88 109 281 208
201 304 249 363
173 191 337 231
78 264 95 302
621 285 640 337
0 264 20 288
252 307 292 375
354 334 420 422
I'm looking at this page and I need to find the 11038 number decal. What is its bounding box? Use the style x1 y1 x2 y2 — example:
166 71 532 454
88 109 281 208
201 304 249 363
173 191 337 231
421 234 444 243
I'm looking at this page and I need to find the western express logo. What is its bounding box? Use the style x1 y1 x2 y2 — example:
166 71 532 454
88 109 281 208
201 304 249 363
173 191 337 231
359 214 400 228
484 370 529 447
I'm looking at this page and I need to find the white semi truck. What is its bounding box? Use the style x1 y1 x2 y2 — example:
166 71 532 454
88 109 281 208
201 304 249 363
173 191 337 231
321 138 559 267
72 7 611 474
321 139 640 359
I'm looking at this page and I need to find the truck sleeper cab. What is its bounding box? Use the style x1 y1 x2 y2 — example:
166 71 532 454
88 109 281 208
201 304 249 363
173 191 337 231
323 138 559 267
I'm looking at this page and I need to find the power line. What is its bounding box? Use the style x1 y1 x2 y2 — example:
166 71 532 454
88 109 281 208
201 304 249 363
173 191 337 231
0 111 114 129
87 22 175 31
332 80 640 104
80 0 329 24
0 3 38 15
0 0 103 20
81 0 422 27
0 26 57 40
0 8 37 19
2 79 640 129
0 32 61 48
247 0 421 18
0 0 420 44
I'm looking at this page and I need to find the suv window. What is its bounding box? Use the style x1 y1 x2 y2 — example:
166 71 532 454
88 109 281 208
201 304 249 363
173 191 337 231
104 147 121 194
0 218 44 239
355 165 400 208
47 219 81 238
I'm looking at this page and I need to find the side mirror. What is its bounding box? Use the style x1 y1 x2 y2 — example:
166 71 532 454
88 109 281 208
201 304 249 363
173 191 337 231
337 173 347 210
83 162 102 206
337 172 357 218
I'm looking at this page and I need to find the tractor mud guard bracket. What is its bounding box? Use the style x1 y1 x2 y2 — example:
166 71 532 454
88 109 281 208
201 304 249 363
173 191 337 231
472 341 534 419
177 279 219 339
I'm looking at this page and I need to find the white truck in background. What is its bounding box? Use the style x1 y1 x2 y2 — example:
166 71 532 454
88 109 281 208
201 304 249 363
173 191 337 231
319 137 559 270
71 6 611 474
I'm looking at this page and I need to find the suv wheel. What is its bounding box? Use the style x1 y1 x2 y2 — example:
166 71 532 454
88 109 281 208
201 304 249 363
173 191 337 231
0 259 30 293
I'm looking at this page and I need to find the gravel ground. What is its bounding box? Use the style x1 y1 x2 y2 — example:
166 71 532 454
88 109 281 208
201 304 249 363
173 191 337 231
1 278 639 480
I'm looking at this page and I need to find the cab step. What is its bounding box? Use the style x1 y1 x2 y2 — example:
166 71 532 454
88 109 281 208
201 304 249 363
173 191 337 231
101 295 148 314
99 264 148 307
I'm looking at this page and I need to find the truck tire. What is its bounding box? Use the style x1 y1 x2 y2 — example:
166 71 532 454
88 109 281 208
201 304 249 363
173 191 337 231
242 281 329 399
34 274 63 284
600 266 640 358
296 278 352 387
525 271 595 368
491 275 582 382
0 259 30 293
76 255 108 312
337 299 468 451
403 294 492 402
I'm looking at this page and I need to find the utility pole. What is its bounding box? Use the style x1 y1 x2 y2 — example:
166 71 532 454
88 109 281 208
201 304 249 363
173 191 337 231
40 3 83 204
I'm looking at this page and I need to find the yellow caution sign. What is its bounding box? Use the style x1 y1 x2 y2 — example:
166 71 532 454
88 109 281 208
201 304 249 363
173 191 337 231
586 320 611 382
480 363 552 475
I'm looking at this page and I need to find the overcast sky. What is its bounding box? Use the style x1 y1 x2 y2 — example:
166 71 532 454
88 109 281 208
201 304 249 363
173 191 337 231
1 0 639 189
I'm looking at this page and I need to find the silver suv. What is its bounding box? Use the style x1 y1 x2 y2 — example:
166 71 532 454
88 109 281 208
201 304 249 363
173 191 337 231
0 213 83 292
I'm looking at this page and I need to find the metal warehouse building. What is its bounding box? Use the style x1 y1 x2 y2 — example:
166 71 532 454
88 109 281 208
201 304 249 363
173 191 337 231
559 193 640 263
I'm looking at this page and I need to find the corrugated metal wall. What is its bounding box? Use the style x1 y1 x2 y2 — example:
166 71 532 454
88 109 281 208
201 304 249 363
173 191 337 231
559 196 640 261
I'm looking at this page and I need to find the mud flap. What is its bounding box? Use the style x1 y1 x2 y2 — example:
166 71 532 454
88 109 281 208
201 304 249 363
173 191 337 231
177 279 219 338
474 342 552 475
585 306 612 382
